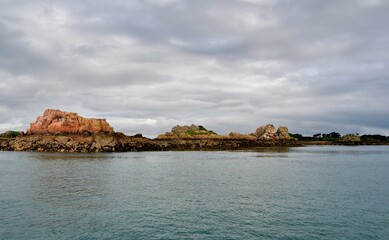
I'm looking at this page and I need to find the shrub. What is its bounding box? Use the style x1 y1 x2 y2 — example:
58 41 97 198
0 131 20 138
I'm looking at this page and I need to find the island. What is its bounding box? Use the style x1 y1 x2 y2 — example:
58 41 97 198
0 109 300 152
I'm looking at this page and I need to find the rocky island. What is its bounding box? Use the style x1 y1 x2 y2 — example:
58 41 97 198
153 124 298 151
0 109 299 152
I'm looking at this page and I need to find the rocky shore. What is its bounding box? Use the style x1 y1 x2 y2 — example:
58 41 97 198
0 134 300 152
0 109 300 152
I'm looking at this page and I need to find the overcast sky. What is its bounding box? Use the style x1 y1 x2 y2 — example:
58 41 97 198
1 0 389 137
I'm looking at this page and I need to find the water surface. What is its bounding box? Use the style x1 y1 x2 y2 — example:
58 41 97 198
0 146 388 239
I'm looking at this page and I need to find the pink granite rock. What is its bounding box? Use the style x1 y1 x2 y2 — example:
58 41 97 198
26 109 114 135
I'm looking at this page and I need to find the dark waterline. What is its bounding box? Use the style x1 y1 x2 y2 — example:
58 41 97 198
0 146 388 239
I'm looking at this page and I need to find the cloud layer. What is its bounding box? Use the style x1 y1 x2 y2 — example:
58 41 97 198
1 0 389 137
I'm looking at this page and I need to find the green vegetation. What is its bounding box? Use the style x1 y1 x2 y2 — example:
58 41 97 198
197 125 217 134
289 133 303 140
185 130 198 136
291 132 389 144
183 125 217 136
290 132 341 142
0 131 20 138
185 129 216 136
198 125 207 131
360 134 389 143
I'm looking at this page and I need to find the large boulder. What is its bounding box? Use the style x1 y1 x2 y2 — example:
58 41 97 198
254 124 291 140
277 126 291 139
255 124 277 140
26 109 114 135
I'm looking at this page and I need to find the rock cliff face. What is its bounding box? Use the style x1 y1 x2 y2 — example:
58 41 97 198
27 109 114 135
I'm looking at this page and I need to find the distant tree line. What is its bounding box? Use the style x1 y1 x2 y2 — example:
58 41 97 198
360 134 389 143
290 132 389 143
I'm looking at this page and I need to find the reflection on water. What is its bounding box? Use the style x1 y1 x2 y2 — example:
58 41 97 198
292 145 389 156
252 147 291 153
31 152 114 161
253 147 291 158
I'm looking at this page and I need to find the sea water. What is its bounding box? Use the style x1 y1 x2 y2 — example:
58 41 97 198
0 146 388 239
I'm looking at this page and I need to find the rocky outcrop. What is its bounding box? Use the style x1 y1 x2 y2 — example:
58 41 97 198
27 109 114 135
150 123 298 150
277 126 292 139
228 132 256 140
255 124 277 139
0 138 14 151
156 124 219 139
0 133 301 152
5 133 156 152
339 134 361 145
254 124 291 140
153 138 299 151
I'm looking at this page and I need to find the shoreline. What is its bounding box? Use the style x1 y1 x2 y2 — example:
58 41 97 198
300 141 389 146
0 133 301 152
1 134 388 153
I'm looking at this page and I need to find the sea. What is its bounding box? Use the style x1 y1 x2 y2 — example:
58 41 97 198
0 146 388 239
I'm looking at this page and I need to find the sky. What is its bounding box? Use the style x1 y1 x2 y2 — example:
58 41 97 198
1 0 389 137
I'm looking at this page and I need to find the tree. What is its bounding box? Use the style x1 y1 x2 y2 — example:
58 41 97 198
328 132 341 138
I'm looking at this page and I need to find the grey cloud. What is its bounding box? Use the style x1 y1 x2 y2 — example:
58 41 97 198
1 0 389 136
0 23 53 76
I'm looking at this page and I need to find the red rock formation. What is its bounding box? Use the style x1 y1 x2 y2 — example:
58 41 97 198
26 109 114 135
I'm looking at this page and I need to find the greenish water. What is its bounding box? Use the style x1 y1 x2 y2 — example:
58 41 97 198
0 146 388 239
